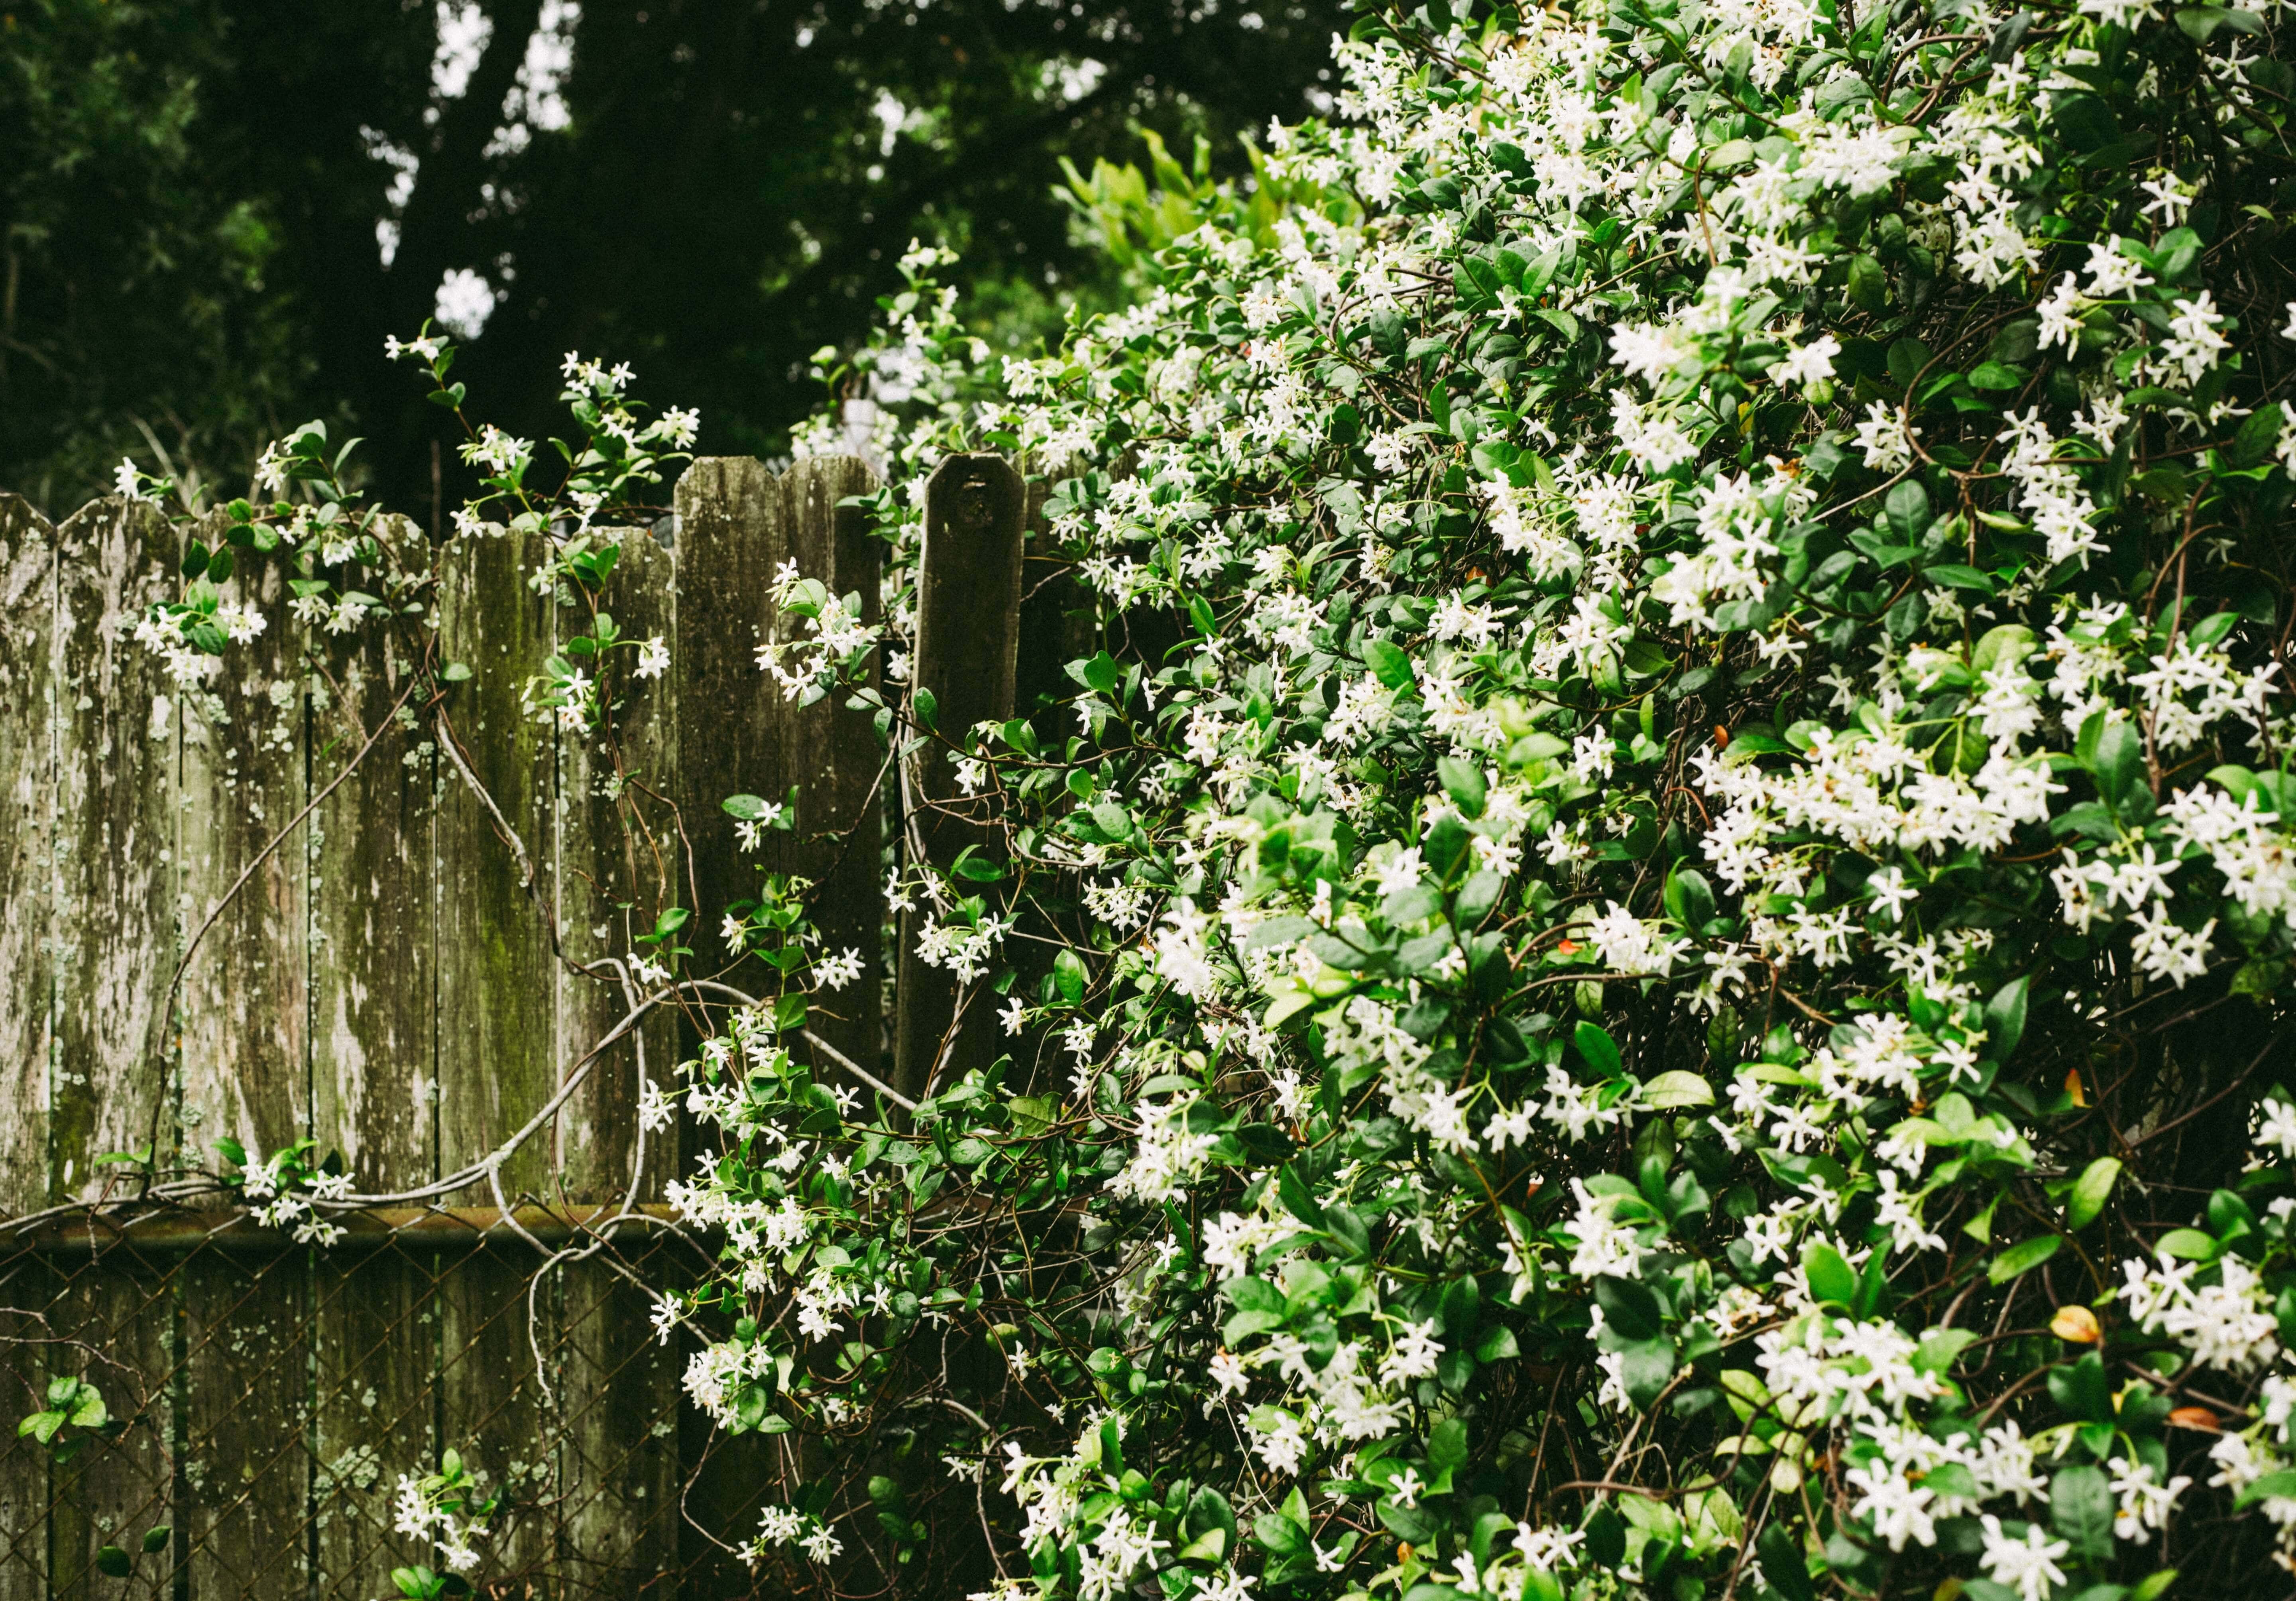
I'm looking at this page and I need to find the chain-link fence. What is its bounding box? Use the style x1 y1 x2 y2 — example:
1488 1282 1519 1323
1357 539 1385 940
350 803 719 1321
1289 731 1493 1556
0 1208 781 1599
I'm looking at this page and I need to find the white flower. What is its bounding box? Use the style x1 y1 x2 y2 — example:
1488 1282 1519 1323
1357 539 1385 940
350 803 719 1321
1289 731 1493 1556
1846 1461 1937 1552
1772 332 1840 389
1977 1516 2069 1601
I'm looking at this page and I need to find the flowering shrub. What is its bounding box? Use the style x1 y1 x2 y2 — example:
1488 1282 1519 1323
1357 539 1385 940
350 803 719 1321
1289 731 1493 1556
99 0 2296 1594
698 0 2296 1595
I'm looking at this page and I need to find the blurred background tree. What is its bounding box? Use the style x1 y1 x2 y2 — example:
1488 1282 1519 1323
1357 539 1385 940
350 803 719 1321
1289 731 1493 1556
0 0 1345 512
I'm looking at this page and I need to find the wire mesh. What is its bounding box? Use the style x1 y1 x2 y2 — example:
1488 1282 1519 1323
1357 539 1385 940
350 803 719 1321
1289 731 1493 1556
0 1212 778 1599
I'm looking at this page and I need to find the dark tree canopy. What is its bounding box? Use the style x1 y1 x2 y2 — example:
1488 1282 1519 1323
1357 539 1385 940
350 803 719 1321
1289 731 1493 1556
0 0 1347 510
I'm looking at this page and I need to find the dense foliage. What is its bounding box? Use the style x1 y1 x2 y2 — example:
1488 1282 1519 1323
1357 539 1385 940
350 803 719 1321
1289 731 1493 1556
735 0 2296 1596
104 0 2296 1594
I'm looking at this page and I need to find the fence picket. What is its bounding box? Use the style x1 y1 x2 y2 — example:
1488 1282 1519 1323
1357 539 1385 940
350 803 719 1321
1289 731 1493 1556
46 501 179 1601
552 525 682 1590
0 498 53 1220
172 514 311 1600
48 500 176 1201
778 458 885 1087
0 494 54 1601
433 526 564 1586
893 453 1024 1105
306 540 439 1595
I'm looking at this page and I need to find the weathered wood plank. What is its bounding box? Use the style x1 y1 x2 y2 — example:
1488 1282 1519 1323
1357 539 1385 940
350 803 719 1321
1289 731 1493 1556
169 517 315 1601
558 1250 680 1595
180 1249 311 1597
44 1260 176 1601
893 454 1024 1105
779 458 885 1089
310 1246 434 1601
670 458 782 1039
434 525 558 1198
0 498 54 1222
0 1253 60 1601
552 527 684 1591
434 526 564 1591
552 526 678 1206
49 498 177 1201
309 516 435 1190
1007 462 1096 1097
436 1245 560 1591
306 523 440 1598
175 513 309 1170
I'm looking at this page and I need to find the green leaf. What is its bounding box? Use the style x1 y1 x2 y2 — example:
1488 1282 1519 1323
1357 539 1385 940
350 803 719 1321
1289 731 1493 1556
1915 1327 1979 1376
1428 1416 1469 1471
2130 1570 2178 1601
95 1547 132 1579
1985 976 2029 1062
1662 866 1714 929
1757 1522 1818 1601
1641 1070 1714 1110
2082 715 2145 808
1053 948 1087 1004
2052 91 2121 152
1803 1241 1858 1306
142 1525 170 1555
2068 1157 2122 1230
1253 1511 1307 1556
1436 755 1486 817
2049 1350 2113 1425
1595 1274 1663 1340
1617 1337 1677 1410
1573 1021 1622 1078
2239 1470 2296 1508
721 793 777 820
2052 1463 2115 1564
1278 1163 1327 1229
912 686 938 731
1884 478 1930 541
1972 623 2036 675
2154 1227 2217 1261
1988 1234 2061 1284
1364 637 1416 688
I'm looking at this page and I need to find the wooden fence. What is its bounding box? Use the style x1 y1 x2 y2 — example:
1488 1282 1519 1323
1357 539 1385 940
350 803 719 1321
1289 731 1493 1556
0 450 1067 1598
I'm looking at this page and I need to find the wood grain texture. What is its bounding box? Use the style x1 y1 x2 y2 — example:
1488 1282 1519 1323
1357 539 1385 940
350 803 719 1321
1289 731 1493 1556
170 518 315 1601
310 1248 435 1599
553 527 677 1206
433 528 564 1589
305 521 441 1593
670 457 782 1038
434 527 558 1199
49 499 177 1201
560 1255 679 1595
309 516 435 1191
0 498 55 1219
175 514 308 1171
780 458 885 1088
894 453 1024 1104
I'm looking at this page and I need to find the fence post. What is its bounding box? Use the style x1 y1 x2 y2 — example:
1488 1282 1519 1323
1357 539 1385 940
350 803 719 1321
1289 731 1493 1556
893 453 1024 1107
